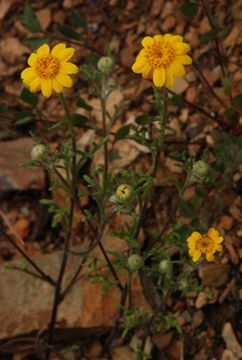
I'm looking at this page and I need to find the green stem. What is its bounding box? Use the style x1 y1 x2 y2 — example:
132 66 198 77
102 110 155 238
101 95 108 186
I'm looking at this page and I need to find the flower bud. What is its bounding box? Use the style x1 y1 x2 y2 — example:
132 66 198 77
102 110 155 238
128 254 143 271
31 144 47 161
191 160 209 180
159 260 172 274
116 184 133 201
97 56 114 73
178 278 188 291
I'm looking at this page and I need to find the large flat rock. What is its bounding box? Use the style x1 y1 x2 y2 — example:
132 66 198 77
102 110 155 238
0 250 150 341
0 138 44 191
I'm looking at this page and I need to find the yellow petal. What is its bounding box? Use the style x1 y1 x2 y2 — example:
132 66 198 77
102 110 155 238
29 78 41 92
163 34 172 41
41 79 52 97
215 244 223 252
60 62 79 74
169 35 183 44
132 57 147 74
215 236 224 244
56 73 73 87
206 252 214 262
153 68 165 87
141 36 154 47
176 55 192 65
21 68 36 84
52 78 63 93
168 61 185 78
192 250 201 262
154 35 163 42
187 231 202 243
141 64 152 79
28 53 37 67
173 42 191 55
51 43 66 57
37 44 50 57
136 49 146 61
56 48 75 62
207 227 219 239
165 68 174 88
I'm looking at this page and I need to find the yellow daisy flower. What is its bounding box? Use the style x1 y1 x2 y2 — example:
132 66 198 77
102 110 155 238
187 227 224 262
132 34 192 88
116 184 132 201
21 43 78 98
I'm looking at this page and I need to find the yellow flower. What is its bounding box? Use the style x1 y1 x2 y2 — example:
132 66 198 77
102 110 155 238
132 34 192 88
187 228 224 262
21 43 78 98
116 184 132 201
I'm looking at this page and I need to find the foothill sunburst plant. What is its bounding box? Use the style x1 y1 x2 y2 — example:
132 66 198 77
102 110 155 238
1 2 241 360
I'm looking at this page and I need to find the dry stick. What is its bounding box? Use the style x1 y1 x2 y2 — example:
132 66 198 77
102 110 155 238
192 61 225 107
0 209 25 248
45 200 75 360
0 227 55 286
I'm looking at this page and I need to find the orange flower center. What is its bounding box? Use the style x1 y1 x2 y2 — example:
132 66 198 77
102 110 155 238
197 236 214 254
144 41 175 68
36 55 60 79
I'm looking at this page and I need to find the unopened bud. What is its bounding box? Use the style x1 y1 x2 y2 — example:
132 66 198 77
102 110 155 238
128 254 143 271
116 184 133 201
31 144 47 161
191 160 209 180
97 56 114 73
178 278 188 291
159 260 172 274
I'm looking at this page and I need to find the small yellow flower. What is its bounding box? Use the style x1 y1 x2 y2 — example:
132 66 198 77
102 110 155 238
21 43 78 97
132 34 192 88
116 184 132 201
187 228 224 262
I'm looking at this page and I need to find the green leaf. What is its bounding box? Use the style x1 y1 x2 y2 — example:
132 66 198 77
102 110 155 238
70 10 87 29
57 23 81 40
201 29 219 43
76 97 93 111
180 2 198 17
20 88 38 106
115 125 130 140
70 114 89 127
179 199 195 218
22 3 42 33
234 93 242 108
224 107 236 118
135 115 150 126
14 111 35 124
0 103 7 113
222 77 232 94
23 37 48 48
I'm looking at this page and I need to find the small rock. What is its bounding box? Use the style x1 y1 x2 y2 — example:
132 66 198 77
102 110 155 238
162 15 176 32
0 138 44 191
195 292 209 309
221 349 238 360
172 77 189 94
218 216 235 231
222 323 242 359
199 264 231 288
112 345 136 360
152 331 173 350
185 86 198 103
192 310 204 329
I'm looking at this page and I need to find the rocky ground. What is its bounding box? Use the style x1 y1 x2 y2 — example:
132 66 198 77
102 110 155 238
0 0 241 359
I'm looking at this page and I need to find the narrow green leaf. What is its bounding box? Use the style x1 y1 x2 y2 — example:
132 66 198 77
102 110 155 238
201 29 219 43
76 97 93 111
135 115 150 125
115 125 130 140
57 23 81 40
71 114 89 127
23 37 48 48
234 93 242 108
22 3 42 33
222 77 232 94
70 10 87 29
180 2 198 17
21 88 38 106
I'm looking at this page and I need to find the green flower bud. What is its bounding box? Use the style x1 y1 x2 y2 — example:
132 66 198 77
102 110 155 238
31 144 47 161
97 56 114 73
178 278 188 291
116 184 133 201
128 254 144 271
159 260 172 274
191 160 209 180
